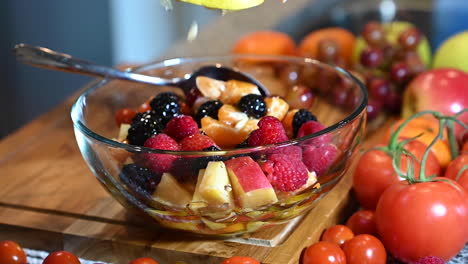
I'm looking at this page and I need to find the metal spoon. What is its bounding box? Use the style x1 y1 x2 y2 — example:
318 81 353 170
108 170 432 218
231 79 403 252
13 43 268 96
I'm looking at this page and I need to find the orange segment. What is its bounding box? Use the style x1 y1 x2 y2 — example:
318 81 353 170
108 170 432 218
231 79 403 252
201 116 253 149
218 104 248 126
298 27 356 65
219 80 261 105
265 96 289 121
282 109 299 138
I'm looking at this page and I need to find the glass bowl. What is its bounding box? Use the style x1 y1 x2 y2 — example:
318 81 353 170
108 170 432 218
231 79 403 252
71 55 367 236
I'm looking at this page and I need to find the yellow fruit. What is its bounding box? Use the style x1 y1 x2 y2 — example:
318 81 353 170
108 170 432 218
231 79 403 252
198 161 234 207
195 76 225 100
265 96 289 121
219 80 261 105
218 104 248 125
433 31 468 71
179 0 264 10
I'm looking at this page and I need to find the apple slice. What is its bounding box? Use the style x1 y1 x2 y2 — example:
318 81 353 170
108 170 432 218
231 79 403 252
225 156 278 209
198 161 234 208
152 172 193 209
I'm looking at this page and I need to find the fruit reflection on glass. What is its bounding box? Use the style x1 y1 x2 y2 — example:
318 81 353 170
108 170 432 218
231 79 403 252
71 56 366 235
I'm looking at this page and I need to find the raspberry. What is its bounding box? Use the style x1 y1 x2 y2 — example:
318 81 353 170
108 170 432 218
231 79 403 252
302 144 337 176
268 145 303 160
179 133 218 151
415 256 446 264
297 120 331 145
119 163 160 195
261 153 309 192
248 116 288 146
164 115 199 142
142 133 180 174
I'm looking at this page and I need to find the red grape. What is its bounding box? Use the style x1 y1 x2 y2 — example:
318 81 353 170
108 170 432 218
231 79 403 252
360 48 384 68
389 62 410 84
383 89 402 114
368 77 391 100
366 98 383 121
317 39 340 63
362 21 386 47
398 27 422 50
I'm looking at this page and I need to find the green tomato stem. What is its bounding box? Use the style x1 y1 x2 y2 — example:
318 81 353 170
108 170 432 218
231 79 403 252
446 120 459 159
388 110 437 150
456 164 468 181
418 119 445 181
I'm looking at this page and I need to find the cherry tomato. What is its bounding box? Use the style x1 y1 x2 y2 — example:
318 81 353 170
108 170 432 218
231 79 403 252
352 140 441 209
129 257 159 264
115 108 137 126
222 256 260 264
302 241 346 264
375 178 468 263
321 225 354 246
463 141 468 153
43 251 81 264
445 153 468 192
342 234 386 264
345 210 377 236
0 241 27 264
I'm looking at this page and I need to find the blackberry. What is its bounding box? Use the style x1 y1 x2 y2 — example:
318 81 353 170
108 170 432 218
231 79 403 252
127 110 164 146
149 92 180 125
119 163 161 195
171 146 225 183
292 109 317 137
237 94 267 118
195 100 223 123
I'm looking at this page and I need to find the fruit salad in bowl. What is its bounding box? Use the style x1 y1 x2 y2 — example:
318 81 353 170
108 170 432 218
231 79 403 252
71 55 367 236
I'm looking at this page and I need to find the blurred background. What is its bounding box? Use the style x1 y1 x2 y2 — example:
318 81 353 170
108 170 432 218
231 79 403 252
1 0 467 139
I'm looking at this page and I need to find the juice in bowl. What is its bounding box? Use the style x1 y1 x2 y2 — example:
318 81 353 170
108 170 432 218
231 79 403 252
71 55 367 236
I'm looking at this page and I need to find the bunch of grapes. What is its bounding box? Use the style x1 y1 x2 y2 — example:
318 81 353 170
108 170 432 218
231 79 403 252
357 21 426 120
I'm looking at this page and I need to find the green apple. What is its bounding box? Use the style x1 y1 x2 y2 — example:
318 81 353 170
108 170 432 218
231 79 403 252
352 21 432 67
433 31 468 71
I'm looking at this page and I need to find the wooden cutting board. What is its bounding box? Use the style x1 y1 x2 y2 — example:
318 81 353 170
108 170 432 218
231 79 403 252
0 90 393 263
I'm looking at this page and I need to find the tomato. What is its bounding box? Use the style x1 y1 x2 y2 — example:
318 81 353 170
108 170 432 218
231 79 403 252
43 251 81 264
116 108 137 126
463 141 468 153
222 256 260 264
383 117 451 168
445 153 468 192
129 257 159 264
0 241 26 264
138 102 152 113
345 210 377 236
342 234 386 264
352 140 441 209
321 225 354 246
302 241 346 264
375 178 468 263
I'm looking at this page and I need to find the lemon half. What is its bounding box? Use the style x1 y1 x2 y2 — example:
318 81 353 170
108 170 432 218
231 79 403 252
179 0 264 10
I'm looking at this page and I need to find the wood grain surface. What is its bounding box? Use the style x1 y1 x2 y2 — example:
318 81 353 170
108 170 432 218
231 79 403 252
0 82 392 263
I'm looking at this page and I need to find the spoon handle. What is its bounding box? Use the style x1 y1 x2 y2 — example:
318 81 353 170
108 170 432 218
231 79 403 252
13 43 173 86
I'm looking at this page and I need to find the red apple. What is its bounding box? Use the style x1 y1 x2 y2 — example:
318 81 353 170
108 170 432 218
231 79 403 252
402 68 468 139
225 156 278 209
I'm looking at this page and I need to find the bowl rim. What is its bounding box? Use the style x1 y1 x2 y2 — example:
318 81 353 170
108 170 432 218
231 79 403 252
70 54 368 155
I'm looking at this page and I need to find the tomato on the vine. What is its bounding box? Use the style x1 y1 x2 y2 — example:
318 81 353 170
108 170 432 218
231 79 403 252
302 241 346 264
375 178 468 263
445 153 468 191
353 140 441 209
43 251 81 264
345 210 377 236
342 234 386 264
222 256 260 264
0 240 27 264
129 257 159 264
321 225 354 246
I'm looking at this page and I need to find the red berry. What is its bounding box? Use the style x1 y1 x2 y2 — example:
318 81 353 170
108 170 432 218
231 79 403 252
415 256 446 264
164 115 199 142
302 144 337 176
297 120 331 145
261 153 309 192
116 108 137 126
268 145 303 160
179 133 218 151
143 134 180 174
248 116 288 146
